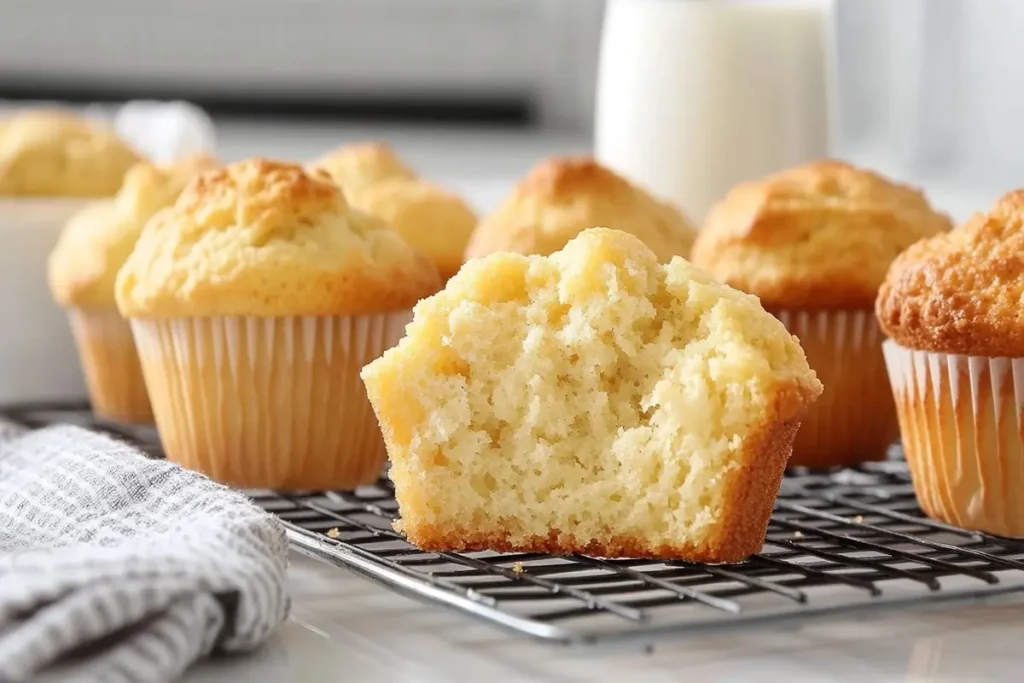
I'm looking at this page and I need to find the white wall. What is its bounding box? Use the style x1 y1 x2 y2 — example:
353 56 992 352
832 0 1024 182
5 0 1023 179
0 0 605 130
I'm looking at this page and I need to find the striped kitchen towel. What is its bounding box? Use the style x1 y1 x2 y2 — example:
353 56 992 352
0 421 290 683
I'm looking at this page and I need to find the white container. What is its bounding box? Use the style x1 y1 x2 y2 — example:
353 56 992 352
0 200 91 403
594 0 836 224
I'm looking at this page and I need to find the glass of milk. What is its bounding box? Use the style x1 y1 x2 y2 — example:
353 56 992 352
594 0 837 224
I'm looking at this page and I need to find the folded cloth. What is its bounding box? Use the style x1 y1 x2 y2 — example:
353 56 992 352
0 421 290 683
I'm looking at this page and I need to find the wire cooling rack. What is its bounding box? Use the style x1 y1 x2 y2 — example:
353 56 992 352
6 400 1024 645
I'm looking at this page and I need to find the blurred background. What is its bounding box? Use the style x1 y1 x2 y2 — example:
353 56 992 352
2 0 1022 221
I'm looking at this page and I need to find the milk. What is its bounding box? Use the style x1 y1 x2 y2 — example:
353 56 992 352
595 0 835 224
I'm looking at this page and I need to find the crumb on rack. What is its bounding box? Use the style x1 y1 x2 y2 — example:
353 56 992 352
512 562 525 574
794 530 804 539
853 515 864 524
326 527 340 539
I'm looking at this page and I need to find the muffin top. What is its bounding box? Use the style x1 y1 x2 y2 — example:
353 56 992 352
0 110 143 197
115 159 442 318
308 142 416 191
352 178 477 280
691 161 952 310
877 190 1024 357
48 154 219 309
464 157 696 262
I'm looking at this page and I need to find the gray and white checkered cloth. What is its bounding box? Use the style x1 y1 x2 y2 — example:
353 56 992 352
0 421 290 683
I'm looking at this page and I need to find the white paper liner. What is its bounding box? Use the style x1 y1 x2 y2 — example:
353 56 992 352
0 199 91 402
67 308 151 423
774 309 895 467
882 340 1024 537
131 312 411 490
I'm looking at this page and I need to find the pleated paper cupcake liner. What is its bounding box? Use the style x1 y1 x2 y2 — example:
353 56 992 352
775 309 898 468
131 312 411 490
882 341 1024 537
67 307 153 423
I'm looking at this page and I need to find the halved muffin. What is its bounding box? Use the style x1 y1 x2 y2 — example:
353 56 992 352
362 228 821 562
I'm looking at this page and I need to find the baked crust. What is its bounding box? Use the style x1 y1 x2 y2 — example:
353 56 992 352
115 158 441 318
308 142 416 190
350 178 477 280
0 109 142 197
465 156 695 261
876 189 1024 357
691 161 952 310
49 154 218 308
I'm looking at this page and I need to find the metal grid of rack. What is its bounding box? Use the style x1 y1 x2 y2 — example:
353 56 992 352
5 401 1024 645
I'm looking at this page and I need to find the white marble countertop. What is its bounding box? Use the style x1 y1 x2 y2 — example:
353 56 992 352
175 117 1019 682
185 552 1024 683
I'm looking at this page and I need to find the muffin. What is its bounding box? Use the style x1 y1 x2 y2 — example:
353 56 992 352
310 142 475 280
877 190 1024 537
308 142 416 191
464 157 696 261
0 110 143 404
0 109 142 197
352 178 477 280
691 161 952 468
115 159 441 489
362 228 822 562
48 154 218 422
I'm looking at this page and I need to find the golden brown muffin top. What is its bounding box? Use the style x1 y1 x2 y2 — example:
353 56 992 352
115 158 441 318
877 189 1024 357
48 154 219 309
464 156 696 262
0 109 143 197
691 161 952 310
352 177 477 280
307 142 416 191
